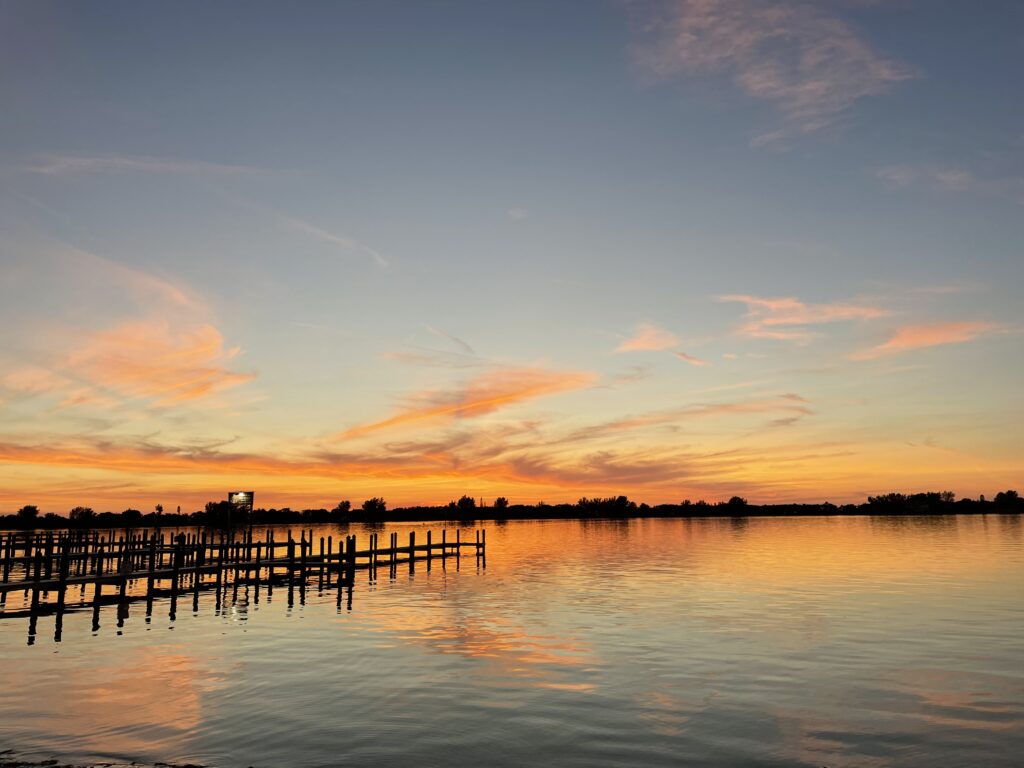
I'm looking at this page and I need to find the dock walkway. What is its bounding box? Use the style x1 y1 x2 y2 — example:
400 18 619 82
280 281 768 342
0 526 486 642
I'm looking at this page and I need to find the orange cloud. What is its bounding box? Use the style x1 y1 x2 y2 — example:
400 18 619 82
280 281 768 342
720 294 888 340
0 439 451 480
616 322 679 352
1 365 68 396
337 367 597 440
851 321 1000 360
674 351 711 366
64 319 254 405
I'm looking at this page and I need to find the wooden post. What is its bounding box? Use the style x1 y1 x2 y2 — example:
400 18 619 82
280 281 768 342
43 532 53 578
254 542 262 594
2 533 10 584
346 534 355 584
267 530 275 597
192 533 203 604
29 550 43 620
171 533 183 596
287 534 295 589
318 536 325 590
326 535 333 587
55 538 70 614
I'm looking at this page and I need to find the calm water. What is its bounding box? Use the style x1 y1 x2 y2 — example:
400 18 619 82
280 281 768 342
1 516 1022 767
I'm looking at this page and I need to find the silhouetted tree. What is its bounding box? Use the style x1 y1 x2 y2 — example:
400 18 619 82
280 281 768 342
362 497 387 515
576 495 636 517
455 495 477 512
332 500 352 521
727 496 748 507
16 505 39 524
494 497 509 510
994 490 1021 508
69 506 96 525
204 499 236 528
121 508 143 525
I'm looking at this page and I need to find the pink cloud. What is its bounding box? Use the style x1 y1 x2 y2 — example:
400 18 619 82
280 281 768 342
851 321 1000 360
616 322 679 352
720 294 888 340
674 351 711 366
635 0 915 142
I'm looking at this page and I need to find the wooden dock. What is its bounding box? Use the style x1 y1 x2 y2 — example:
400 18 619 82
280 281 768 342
0 526 486 643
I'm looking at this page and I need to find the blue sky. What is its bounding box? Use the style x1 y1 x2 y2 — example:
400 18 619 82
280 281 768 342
1 0 1021 510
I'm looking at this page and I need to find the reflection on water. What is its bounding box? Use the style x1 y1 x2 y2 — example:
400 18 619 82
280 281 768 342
1 515 1022 767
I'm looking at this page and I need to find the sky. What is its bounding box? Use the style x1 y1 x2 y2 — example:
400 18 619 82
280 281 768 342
0 0 1022 512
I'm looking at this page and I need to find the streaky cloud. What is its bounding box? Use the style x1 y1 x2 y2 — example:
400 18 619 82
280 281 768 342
720 293 888 340
336 367 597 440
850 321 1001 360
24 153 256 176
426 325 477 356
278 212 389 269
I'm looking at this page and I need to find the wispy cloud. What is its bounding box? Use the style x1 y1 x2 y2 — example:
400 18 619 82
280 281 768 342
720 294 888 341
336 367 597 440
277 213 389 269
610 366 651 385
874 164 976 192
384 349 486 369
24 153 255 176
850 321 1001 360
674 351 711 366
636 0 915 143
426 325 476 356
616 322 679 352
873 164 1024 203
567 393 812 441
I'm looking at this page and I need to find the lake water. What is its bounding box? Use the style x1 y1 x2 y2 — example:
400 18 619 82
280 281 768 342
1 516 1022 767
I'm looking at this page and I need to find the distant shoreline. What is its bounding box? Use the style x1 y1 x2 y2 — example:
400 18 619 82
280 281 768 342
2 492 1021 531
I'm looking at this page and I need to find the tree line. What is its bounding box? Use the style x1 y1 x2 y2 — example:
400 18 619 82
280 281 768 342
1 490 1020 530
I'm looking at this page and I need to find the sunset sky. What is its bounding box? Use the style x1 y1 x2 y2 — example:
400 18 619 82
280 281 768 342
1 1 1022 512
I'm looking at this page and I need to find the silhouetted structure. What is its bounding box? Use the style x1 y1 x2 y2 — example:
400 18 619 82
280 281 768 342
0 526 486 644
